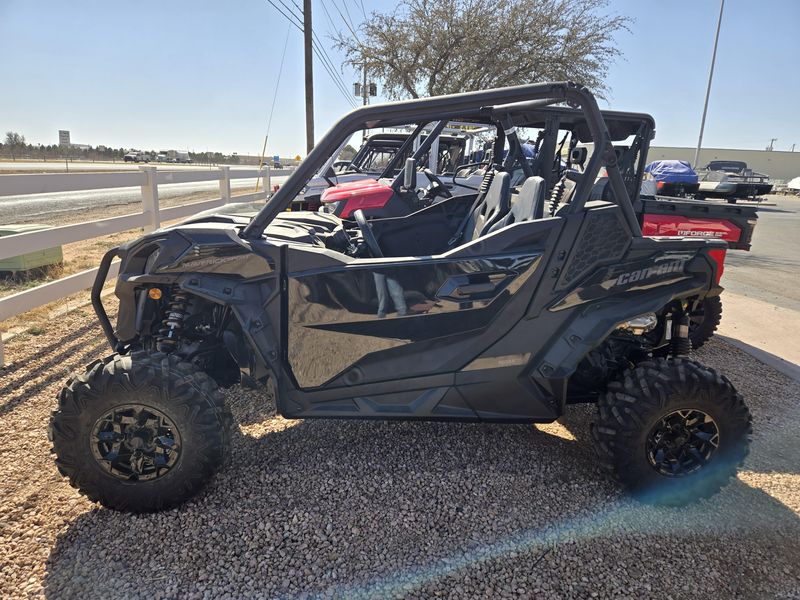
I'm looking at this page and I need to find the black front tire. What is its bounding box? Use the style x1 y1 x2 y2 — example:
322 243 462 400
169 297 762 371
689 295 723 350
49 351 232 512
592 357 751 505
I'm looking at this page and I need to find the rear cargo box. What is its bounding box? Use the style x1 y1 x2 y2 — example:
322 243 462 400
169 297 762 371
0 224 64 273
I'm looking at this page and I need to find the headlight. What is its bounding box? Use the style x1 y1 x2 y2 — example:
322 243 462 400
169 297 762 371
617 313 658 335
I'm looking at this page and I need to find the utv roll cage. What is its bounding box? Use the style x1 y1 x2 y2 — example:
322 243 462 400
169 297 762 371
241 82 649 240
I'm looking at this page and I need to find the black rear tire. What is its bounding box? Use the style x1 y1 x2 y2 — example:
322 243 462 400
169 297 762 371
689 295 723 350
592 357 751 505
49 351 232 512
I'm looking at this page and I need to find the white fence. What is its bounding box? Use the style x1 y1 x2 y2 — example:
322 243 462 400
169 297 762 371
0 165 287 365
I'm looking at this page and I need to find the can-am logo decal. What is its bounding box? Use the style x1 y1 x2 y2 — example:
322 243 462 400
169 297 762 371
613 259 687 286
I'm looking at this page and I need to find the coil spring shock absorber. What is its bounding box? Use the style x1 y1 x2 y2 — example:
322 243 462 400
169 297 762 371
670 310 692 357
156 288 190 352
548 177 567 216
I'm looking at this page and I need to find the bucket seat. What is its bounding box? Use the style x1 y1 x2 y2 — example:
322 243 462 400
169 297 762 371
488 176 547 233
460 171 511 243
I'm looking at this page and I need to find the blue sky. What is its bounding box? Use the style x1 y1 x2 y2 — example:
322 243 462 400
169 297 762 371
1 0 798 156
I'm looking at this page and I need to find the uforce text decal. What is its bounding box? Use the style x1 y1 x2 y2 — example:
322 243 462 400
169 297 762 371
613 259 687 286
677 229 725 238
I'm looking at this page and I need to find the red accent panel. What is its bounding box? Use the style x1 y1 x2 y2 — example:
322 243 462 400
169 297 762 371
642 213 741 242
320 179 394 218
707 249 726 284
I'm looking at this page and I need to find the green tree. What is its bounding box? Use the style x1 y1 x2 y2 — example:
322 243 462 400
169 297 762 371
339 144 357 160
4 131 26 160
335 0 630 99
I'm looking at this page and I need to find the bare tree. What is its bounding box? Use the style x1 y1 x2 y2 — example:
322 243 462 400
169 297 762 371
335 0 630 100
4 131 26 161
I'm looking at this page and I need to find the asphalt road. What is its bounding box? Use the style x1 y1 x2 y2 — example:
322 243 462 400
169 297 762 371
0 160 271 172
0 174 291 223
0 178 290 223
723 194 800 312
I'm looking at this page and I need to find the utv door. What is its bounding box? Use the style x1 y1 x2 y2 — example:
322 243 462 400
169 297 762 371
280 219 562 420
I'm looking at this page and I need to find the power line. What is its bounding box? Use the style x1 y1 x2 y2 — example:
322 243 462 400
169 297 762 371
340 0 356 34
271 0 356 109
277 0 345 88
330 0 361 41
319 0 340 33
265 0 302 31
264 0 357 108
287 0 341 76
275 0 303 27
255 27 291 192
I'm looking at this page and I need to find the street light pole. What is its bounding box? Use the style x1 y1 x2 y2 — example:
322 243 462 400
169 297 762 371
693 0 725 168
303 0 314 154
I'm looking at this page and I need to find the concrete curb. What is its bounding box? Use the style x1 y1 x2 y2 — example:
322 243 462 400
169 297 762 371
718 334 800 383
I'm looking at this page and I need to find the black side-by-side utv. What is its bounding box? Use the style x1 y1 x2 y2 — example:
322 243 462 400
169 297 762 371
49 82 751 512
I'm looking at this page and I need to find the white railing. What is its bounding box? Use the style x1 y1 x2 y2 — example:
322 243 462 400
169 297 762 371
0 165 288 365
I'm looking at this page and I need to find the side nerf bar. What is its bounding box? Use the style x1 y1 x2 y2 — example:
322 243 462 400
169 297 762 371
92 247 122 351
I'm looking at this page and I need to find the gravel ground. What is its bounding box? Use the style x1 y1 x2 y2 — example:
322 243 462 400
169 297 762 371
1 300 799 599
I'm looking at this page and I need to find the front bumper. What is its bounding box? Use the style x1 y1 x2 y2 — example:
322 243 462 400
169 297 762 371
93 247 123 352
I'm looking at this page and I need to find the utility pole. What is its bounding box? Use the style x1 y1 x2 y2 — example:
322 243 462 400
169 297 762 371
693 0 725 168
362 63 368 106
303 0 314 154
361 63 368 142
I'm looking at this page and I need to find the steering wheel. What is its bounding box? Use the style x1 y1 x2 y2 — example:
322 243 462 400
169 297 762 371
353 209 383 258
422 168 453 199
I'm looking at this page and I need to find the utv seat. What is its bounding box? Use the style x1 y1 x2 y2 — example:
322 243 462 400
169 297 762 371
461 171 511 243
488 176 546 232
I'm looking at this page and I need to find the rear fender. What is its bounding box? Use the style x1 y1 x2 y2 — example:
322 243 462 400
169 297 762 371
531 244 722 407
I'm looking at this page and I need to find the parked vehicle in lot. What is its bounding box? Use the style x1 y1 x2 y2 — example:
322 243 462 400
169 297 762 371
644 160 699 197
636 196 757 347
697 160 773 202
123 153 139 163
295 131 477 210
50 82 751 513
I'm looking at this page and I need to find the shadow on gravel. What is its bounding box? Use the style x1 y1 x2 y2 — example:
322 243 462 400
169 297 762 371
0 327 107 418
43 389 800 599
0 318 99 379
